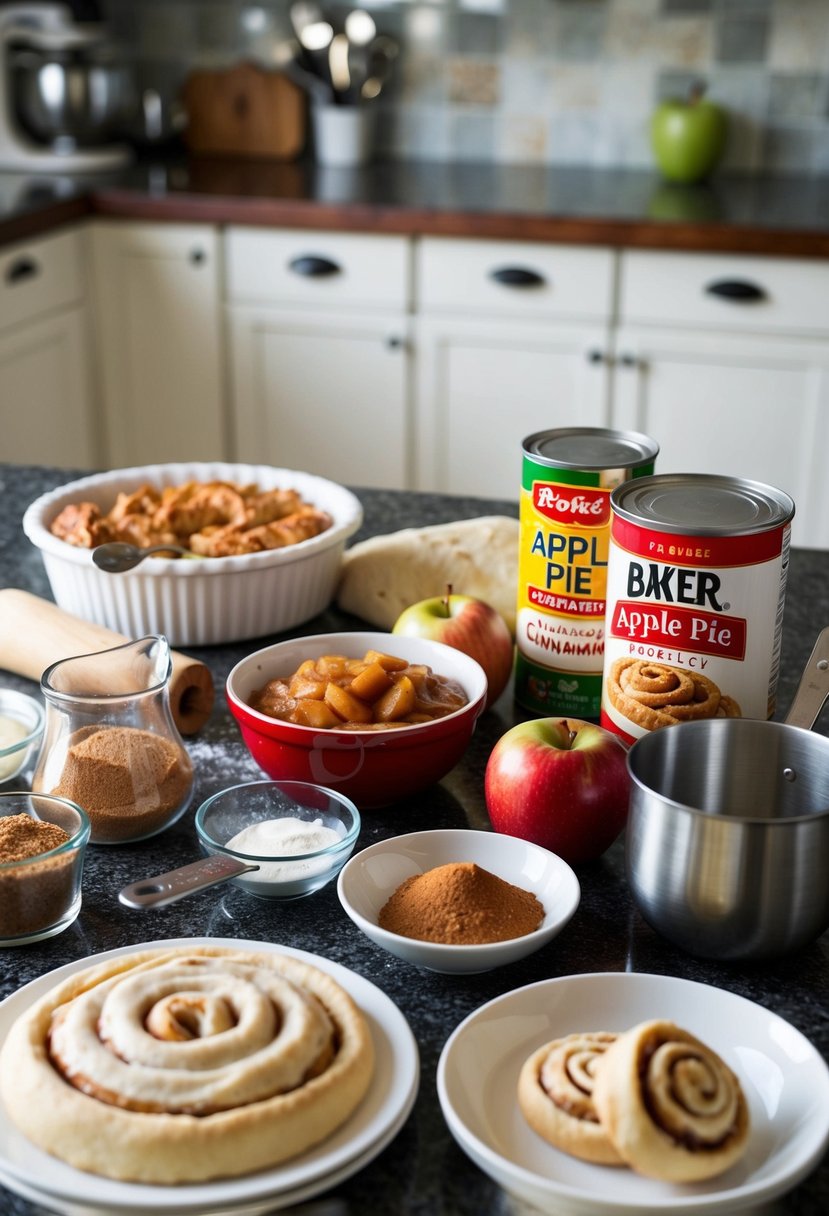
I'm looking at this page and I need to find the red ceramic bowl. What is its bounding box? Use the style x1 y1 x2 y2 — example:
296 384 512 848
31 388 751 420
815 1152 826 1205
226 632 488 809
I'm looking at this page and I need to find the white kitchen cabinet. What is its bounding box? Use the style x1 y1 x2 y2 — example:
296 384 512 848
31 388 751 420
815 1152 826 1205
0 228 98 467
613 250 829 549
415 315 611 497
89 222 227 467
226 228 412 488
413 238 616 497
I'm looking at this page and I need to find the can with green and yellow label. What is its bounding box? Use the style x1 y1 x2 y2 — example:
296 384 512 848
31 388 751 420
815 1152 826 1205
515 427 659 719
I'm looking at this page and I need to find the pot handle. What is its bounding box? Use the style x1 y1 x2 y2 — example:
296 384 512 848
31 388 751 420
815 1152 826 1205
784 626 829 730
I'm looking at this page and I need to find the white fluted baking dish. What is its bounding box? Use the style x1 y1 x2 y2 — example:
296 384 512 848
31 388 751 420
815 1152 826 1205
22 462 364 647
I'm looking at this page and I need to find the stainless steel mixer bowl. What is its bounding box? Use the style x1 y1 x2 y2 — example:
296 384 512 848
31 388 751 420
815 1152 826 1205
11 46 136 147
626 716 829 961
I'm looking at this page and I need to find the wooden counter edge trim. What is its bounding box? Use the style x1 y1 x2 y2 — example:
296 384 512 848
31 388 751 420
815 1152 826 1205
65 192 829 259
4 188 829 258
0 197 92 248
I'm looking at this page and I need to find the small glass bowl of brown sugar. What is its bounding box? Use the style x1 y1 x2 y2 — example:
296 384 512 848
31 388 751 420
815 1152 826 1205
337 828 581 974
0 792 90 946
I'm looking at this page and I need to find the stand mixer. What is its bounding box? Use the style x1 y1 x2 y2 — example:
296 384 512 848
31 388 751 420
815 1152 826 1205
0 3 132 171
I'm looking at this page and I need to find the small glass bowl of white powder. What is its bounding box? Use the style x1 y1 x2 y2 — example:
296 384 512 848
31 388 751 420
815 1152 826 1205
195 780 361 900
0 690 45 786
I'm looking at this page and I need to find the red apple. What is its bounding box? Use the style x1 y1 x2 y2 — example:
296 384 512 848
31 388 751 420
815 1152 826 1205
392 589 513 709
485 718 630 864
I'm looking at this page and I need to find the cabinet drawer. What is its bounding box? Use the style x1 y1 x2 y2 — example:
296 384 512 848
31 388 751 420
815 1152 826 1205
0 229 83 332
225 229 411 309
620 251 829 335
415 238 615 320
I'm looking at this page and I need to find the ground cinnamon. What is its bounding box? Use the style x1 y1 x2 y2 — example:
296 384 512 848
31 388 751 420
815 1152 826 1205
0 814 75 940
0 814 69 862
50 725 192 844
378 861 545 944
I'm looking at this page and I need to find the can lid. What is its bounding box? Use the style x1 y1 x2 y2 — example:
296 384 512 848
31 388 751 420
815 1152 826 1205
611 473 795 535
524 428 659 471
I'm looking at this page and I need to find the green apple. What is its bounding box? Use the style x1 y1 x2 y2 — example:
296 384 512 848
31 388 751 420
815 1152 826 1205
651 90 727 185
392 589 514 709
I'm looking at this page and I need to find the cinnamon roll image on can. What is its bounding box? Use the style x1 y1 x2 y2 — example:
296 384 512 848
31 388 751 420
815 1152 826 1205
0 945 375 1183
601 473 794 743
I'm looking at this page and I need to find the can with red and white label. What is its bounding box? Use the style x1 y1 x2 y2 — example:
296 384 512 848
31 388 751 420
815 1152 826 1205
515 427 659 719
601 473 794 744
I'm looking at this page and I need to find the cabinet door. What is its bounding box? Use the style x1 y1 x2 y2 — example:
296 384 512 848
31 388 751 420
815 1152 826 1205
0 307 98 467
229 305 410 488
415 315 611 498
90 223 226 467
612 326 829 549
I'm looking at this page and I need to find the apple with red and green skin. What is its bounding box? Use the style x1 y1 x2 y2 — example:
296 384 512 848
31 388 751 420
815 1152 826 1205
392 590 513 709
485 718 630 864
651 88 727 184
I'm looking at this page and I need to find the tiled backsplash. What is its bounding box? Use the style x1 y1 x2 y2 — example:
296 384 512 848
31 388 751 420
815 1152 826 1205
101 0 829 174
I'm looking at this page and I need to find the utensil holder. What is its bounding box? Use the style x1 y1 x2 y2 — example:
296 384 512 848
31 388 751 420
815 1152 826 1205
311 103 375 167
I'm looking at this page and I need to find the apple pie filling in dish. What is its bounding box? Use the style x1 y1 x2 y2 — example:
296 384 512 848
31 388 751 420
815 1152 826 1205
249 650 468 730
0 945 375 1184
48 479 333 557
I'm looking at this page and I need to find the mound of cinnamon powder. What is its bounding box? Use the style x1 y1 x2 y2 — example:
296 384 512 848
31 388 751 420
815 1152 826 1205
378 861 544 945
50 725 192 843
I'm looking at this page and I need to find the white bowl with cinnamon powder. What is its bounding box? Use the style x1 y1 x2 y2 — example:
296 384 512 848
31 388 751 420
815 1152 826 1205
22 462 364 646
337 829 580 974
0 793 90 945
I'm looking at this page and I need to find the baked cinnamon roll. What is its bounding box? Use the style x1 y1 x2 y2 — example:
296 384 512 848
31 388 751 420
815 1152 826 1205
592 1019 749 1182
518 1032 623 1164
0 946 374 1184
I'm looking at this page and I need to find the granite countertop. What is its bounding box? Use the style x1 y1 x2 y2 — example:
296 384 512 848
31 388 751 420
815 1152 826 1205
0 463 828 1215
3 156 829 255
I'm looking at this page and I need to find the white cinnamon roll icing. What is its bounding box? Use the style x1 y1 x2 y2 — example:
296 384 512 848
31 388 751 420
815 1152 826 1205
518 1032 623 1165
592 1019 750 1182
0 946 375 1183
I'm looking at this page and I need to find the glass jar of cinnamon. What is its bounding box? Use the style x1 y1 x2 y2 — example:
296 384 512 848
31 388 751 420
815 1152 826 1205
0 792 89 945
32 636 193 845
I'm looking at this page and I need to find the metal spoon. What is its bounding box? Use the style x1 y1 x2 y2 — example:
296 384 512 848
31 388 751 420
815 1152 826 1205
119 855 259 909
92 542 200 573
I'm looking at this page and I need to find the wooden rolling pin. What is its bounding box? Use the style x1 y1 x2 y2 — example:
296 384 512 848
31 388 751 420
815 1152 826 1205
0 590 214 736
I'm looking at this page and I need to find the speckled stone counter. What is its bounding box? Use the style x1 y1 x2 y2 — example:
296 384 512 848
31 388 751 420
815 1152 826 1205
0 463 827 1216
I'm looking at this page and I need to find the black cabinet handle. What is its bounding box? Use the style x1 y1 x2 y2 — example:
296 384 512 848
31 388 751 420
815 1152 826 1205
587 349 607 365
189 248 206 265
489 266 546 288
705 279 767 303
289 255 342 278
5 256 39 286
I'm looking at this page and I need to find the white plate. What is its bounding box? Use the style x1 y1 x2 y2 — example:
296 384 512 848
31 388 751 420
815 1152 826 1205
0 1093 412 1216
0 937 419 1214
437 971 829 1216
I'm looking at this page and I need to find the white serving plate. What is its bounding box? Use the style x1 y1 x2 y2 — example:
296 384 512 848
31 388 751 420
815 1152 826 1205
0 937 418 1214
437 971 829 1216
22 462 364 646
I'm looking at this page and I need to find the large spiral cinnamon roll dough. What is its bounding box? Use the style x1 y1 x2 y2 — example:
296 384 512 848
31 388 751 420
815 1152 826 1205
0 946 375 1183
591 1020 750 1182
518 1032 623 1165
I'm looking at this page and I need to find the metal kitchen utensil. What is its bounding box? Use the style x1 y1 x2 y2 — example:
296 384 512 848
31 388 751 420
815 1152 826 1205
92 541 199 572
625 626 829 960
119 854 258 909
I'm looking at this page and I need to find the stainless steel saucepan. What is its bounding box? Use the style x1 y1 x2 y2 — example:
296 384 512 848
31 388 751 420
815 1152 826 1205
625 627 829 961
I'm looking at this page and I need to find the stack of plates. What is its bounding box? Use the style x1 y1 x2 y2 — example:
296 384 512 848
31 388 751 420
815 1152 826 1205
0 939 419 1216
